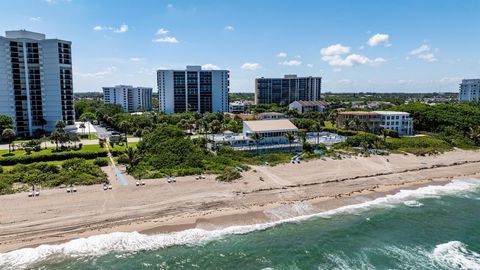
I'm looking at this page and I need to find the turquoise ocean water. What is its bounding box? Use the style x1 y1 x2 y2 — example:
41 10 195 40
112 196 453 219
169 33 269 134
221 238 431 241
1 178 479 270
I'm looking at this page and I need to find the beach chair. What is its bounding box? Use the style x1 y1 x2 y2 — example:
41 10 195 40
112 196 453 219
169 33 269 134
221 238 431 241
28 192 33 197
67 188 71 193
172 177 176 183
73 188 77 193
35 191 40 197
136 181 140 186
108 185 113 190
167 177 172 183
103 185 108 191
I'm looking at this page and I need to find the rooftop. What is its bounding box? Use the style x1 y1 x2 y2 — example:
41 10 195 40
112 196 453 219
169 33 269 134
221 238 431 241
292 100 329 106
338 111 379 116
373 111 410 115
5 30 46 40
259 112 285 116
244 119 298 132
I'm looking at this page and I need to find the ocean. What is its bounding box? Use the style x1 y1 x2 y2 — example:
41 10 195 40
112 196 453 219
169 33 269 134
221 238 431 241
1 179 479 270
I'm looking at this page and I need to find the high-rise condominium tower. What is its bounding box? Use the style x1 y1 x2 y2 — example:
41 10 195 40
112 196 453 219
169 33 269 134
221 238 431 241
459 79 480 102
255 75 322 105
157 66 229 114
0 30 74 137
103 85 153 112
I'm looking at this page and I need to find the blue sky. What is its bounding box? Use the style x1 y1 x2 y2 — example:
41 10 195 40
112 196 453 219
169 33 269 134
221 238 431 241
1 0 479 93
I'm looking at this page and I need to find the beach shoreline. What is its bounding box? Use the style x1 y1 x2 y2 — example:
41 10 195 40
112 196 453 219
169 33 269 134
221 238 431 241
0 149 479 253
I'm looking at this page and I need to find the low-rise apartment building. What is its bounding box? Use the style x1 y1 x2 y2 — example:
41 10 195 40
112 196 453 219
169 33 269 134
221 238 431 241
337 111 413 136
289 100 328 113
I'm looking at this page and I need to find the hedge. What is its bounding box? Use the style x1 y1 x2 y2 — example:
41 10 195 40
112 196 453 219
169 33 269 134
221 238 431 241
0 150 108 166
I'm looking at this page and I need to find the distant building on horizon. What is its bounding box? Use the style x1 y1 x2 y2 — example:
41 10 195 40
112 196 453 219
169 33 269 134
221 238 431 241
255 75 322 106
103 85 153 112
459 79 480 102
157 65 229 114
0 30 75 137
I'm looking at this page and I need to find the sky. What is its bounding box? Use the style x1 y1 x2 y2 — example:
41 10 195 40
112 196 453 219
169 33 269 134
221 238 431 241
1 0 479 93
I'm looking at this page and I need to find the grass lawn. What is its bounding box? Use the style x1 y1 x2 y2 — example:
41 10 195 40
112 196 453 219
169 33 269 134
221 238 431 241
110 142 138 150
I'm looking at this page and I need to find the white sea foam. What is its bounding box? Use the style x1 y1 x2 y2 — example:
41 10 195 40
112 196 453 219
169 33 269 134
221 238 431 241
0 178 479 269
403 200 424 207
432 241 480 269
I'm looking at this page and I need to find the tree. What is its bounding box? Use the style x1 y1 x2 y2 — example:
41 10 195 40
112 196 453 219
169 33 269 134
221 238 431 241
312 122 322 144
123 146 142 173
2 128 15 155
285 131 296 153
251 132 263 155
353 117 361 131
80 112 96 139
380 129 388 144
210 120 222 134
79 122 86 138
119 121 131 147
55 120 66 132
468 126 480 145
0 115 14 138
341 118 351 130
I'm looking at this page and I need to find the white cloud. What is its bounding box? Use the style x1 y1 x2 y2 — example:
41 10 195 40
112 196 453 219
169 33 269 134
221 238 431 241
224 25 235 31
29 17 42 22
439 77 462 83
333 68 342 72
409 44 437 62
277 52 287 58
114 24 128 33
279 60 302 66
156 28 169 35
202 63 220 70
295 55 301 58
152 36 179 43
130 57 142 62
75 67 117 78
307 64 314 68
322 54 385 67
367 33 390 47
320 44 350 56
241 62 261 70
93 24 128 33
167 3 173 8
418 53 437 62
410 44 430 55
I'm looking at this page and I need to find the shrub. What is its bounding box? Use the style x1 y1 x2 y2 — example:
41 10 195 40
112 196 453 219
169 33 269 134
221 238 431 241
93 157 109 167
0 166 3 173
216 167 241 182
0 150 108 166
117 154 129 164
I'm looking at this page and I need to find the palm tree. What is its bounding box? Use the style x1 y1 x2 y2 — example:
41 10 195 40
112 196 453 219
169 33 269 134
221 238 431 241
285 131 296 153
2 128 15 155
123 146 142 173
119 121 130 147
80 112 95 139
342 118 351 130
79 122 86 138
468 127 480 145
55 120 66 131
353 117 361 131
210 120 222 135
380 129 388 144
251 132 263 155
312 122 322 144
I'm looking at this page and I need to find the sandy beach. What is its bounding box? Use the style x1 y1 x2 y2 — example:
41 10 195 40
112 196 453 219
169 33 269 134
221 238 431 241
1 149 479 253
